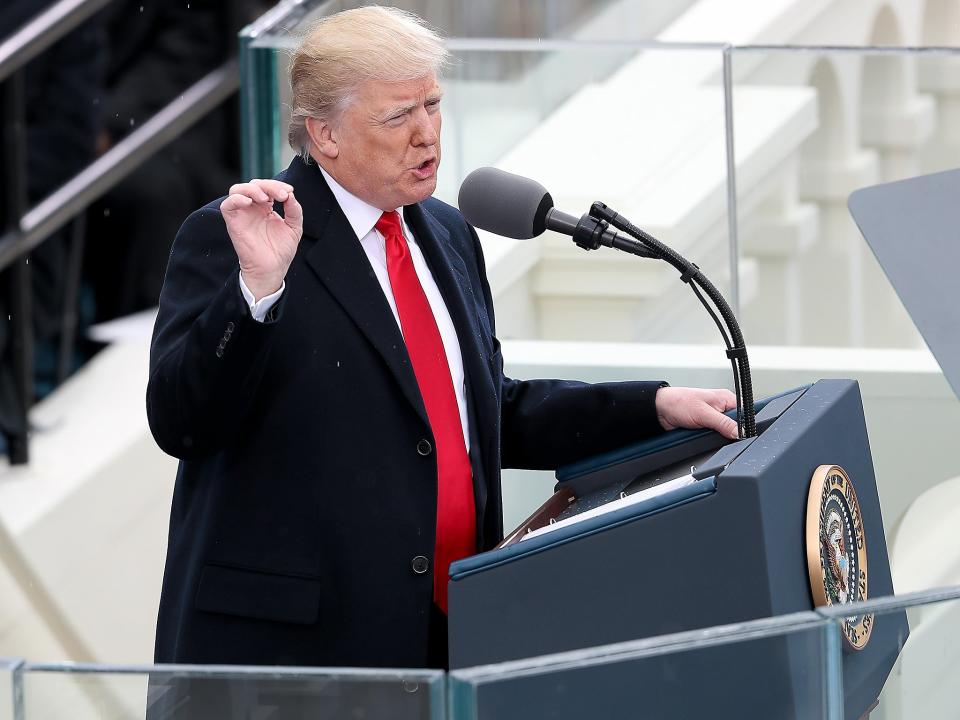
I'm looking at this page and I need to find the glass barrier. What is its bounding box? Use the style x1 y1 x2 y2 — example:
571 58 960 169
449 611 842 720
248 0 702 47
816 585 960 720
16 663 445 720
729 46 960 350
0 659 18 720
4 587 960 718
242 20 733 344
241 0 707 179
241 9 960 350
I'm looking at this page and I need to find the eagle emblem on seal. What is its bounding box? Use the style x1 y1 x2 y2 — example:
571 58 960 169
822 513 849 602
806 465 874 650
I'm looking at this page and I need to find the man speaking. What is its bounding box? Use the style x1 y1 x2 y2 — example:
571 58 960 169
147 6 738 670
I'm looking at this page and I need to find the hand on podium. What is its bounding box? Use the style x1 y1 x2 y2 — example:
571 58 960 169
655 387 739 439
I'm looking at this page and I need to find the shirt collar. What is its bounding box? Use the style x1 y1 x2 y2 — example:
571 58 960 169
318 165 405 241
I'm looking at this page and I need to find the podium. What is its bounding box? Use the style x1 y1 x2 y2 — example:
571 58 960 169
449 379 906 719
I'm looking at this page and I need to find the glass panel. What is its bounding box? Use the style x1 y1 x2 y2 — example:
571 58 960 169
19 664 444 720
450 612 839 720
442 43 731 348
817 586 960 720
240 30 730 344
729 46 960 349
249 0 703 47
241 0 718 179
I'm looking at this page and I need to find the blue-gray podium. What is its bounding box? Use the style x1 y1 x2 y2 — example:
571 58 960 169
449 380 906 719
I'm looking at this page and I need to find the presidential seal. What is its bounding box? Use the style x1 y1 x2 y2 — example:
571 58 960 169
805 464 873 651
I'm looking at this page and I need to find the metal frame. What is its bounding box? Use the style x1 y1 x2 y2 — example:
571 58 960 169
0 0 113 84
0 1 238 464
1 68 31 463
0 62 239 270
240 35 279 181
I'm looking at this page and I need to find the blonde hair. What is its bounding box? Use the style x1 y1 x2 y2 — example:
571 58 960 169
288 6 449 160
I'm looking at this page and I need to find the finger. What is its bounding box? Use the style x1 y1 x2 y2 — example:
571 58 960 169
220 194 253 212
251 179 295 201
249 178 293 192
706 409 740 440
283 191 303 225
228 182 271 203
714 389 737 412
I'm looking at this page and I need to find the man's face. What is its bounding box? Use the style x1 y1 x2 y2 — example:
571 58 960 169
321 74 442 211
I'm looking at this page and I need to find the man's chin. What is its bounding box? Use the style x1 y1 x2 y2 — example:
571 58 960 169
404 176 438 205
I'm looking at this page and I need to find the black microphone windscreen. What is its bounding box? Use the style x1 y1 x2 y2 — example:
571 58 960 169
458 167 554 239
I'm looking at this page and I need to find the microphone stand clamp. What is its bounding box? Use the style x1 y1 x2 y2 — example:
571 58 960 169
571 214 611 251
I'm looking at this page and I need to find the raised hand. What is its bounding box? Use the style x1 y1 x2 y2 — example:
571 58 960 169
220 179 304 300
655 386 739 440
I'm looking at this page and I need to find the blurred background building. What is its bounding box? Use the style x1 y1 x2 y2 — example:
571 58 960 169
1 0 960 716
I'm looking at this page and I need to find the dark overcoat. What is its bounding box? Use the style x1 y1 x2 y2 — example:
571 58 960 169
147 157 665 668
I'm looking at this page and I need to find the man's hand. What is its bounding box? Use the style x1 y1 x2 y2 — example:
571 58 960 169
655 386 739 440
220 179 304 300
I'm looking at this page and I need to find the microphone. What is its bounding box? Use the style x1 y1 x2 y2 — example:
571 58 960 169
458 167 657 258
457 166 756 438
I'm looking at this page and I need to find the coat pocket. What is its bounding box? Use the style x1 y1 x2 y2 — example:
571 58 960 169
195 563 322 625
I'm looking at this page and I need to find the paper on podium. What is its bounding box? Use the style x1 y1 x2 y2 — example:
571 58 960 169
520 473 698 542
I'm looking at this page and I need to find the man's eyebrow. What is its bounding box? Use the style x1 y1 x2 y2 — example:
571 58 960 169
380 91 444 119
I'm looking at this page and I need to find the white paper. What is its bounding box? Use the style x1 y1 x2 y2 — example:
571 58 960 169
520 473 698 543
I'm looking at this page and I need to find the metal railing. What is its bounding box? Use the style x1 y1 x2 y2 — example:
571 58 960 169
0 0 240 464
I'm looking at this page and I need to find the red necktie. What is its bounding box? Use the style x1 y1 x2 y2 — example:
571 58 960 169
376 211 476 613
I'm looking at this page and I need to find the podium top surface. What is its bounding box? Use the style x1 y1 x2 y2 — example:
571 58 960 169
849 169 960 401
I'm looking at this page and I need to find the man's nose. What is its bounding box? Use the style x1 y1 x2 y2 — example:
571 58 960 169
411 108 439 146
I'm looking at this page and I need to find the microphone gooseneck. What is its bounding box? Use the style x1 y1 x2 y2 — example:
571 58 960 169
589 202 756 438
457 167 756 439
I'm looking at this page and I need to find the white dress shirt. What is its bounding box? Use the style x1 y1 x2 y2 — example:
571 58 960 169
239 167 471 450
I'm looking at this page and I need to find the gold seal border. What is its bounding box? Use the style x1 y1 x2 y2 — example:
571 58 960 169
805 464 874 651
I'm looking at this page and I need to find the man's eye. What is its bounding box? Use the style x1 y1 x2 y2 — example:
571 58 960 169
386 113 406 126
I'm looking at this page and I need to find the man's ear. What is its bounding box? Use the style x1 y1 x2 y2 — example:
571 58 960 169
306 117 339 159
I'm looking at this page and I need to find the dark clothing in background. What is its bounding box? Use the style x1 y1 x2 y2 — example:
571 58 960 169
0 2 103 442
86 0 261 321
23 10 103 343
0 0 266 450
98 1 234 140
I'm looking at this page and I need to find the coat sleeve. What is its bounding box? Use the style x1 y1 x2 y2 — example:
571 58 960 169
146 205 285 459
464 224 667 470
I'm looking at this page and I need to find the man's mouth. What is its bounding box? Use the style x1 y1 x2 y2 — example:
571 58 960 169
412 158 437 178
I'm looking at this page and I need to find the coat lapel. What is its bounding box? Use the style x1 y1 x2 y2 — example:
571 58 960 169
281 159 429 427
405 202 499 481
404 202 489 385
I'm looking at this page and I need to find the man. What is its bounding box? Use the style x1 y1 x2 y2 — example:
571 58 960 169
148 6 738 672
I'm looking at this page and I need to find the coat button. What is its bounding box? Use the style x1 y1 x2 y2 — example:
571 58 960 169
411 555 430 574
417 439 432 456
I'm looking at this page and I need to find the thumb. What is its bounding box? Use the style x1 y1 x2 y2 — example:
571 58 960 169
282 191 303 229
712 411 740 440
